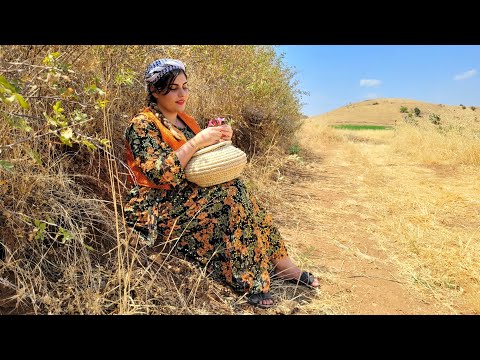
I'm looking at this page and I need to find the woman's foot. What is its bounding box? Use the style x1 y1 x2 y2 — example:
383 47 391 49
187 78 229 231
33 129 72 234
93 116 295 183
247 292 274 308
272 257 320 287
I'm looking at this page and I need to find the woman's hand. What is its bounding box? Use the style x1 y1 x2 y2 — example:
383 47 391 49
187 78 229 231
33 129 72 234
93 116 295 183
193 125 233 148
176 124 235 168
219 124 233 141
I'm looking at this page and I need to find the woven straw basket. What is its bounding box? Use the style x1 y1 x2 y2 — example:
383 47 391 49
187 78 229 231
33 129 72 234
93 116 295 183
185 141 247 187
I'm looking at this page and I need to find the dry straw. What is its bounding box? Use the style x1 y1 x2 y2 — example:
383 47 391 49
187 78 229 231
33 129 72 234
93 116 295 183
185 141 247 187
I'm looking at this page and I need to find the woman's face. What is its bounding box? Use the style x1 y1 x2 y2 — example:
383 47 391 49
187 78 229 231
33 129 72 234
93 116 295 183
153 72 189 114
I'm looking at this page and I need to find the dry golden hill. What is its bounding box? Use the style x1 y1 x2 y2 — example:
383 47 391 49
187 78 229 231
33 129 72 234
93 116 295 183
309 98 478 126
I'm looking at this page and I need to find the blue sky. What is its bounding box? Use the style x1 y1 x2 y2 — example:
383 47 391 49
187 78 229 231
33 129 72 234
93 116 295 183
275 45 480 117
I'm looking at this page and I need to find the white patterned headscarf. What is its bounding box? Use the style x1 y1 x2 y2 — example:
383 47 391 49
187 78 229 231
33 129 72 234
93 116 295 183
144 59 186 91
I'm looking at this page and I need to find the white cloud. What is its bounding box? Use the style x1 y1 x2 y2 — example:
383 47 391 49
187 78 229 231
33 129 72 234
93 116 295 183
360 79 382 87
454 69 477 80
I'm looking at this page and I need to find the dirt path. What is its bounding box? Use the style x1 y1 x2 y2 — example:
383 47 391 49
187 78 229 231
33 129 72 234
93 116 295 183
268 137 455 314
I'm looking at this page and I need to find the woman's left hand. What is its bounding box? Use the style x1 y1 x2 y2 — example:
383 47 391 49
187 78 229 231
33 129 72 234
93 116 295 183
219 124 233 141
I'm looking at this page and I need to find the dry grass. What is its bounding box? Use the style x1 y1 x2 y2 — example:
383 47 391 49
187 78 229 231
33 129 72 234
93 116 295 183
261 101 479 314
0 45 309 315
392 121 480 166
306 103 479 313
298 118 344 149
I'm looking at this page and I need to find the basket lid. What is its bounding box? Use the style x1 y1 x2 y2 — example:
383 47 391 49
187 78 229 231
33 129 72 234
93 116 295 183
192 140 232 158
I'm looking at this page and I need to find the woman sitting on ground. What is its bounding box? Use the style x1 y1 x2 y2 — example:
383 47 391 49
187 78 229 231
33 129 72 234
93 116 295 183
124 58 319 308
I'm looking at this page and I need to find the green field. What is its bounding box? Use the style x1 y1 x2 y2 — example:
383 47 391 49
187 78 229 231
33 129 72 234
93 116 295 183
331 125 394 130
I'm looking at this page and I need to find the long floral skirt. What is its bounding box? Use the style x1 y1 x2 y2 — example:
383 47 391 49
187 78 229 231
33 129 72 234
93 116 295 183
125 178 288 295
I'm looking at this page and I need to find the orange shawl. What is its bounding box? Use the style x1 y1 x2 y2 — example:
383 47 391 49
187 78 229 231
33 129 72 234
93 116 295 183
125 108 201 189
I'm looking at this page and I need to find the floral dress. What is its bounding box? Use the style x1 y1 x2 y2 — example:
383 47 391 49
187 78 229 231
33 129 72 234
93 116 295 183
124 112 288 296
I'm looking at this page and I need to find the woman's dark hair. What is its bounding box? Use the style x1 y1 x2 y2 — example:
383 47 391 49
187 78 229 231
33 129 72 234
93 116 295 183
147 68 187 106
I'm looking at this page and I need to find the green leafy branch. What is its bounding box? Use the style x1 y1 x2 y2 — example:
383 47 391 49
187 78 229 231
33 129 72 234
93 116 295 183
0 75 30 109
0 75 31 172
2 209 93 251
31 218 91 249
43 100 110 150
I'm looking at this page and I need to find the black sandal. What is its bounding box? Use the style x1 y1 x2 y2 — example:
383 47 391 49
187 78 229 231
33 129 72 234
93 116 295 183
247 292 274 309
291 271 318 287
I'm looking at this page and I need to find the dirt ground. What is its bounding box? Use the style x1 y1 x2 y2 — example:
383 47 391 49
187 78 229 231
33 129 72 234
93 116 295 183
265 133 470 315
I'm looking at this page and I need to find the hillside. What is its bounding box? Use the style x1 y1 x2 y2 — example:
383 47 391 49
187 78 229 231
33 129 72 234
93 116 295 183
309 98 478 126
